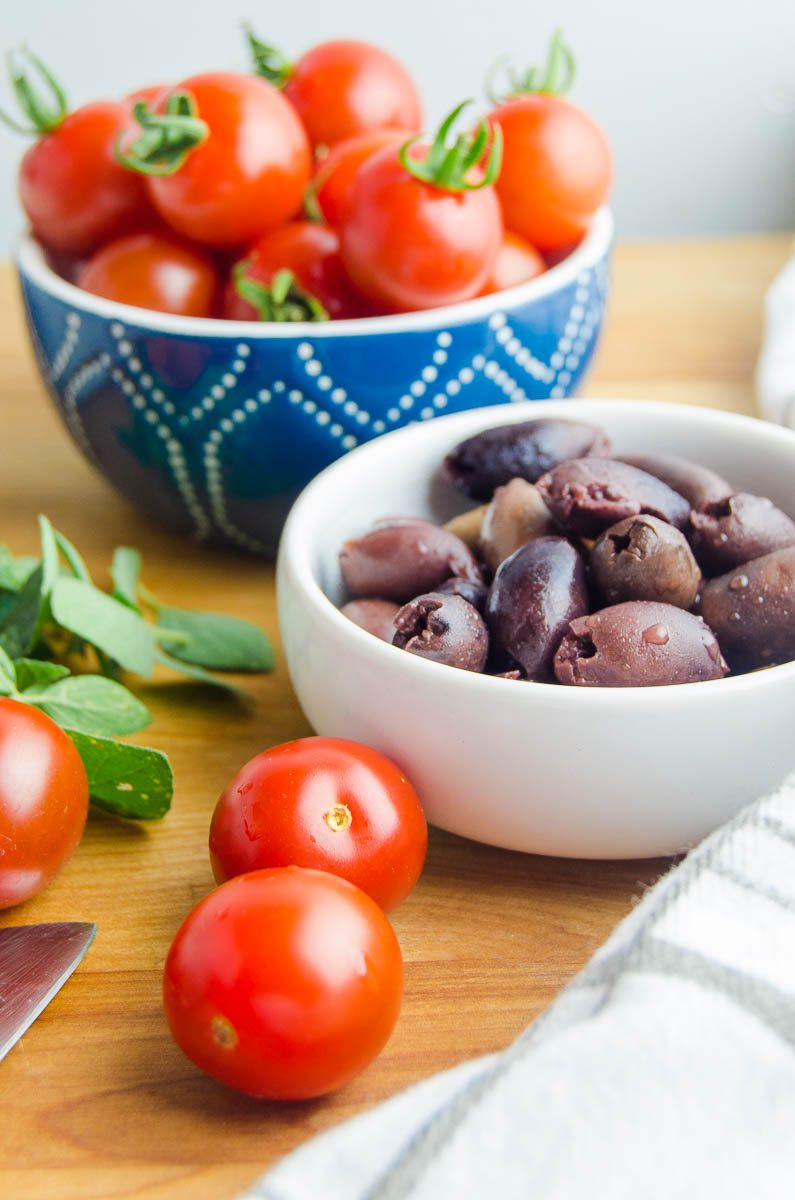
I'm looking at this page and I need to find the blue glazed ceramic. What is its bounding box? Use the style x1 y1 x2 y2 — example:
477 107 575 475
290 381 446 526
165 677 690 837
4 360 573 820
17 210 612 555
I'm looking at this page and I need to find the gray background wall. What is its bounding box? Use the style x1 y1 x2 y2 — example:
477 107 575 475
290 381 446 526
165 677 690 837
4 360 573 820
1 0 794 247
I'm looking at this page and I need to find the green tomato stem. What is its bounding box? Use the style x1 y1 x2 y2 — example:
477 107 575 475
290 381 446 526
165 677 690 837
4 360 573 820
115 92 208 177
244 24 293 89
233 262 328 323
399 100 502 193
0 46 69 136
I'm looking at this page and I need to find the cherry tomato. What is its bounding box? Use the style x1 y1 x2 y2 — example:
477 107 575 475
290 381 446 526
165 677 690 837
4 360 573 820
285 40 421 149
490 95 612 252
310 128 414 226
163 867 403 1099
19 100 154 257
340 144 503 313
0 699 89 909
209 737 427 910
142 73 311 247
478 230 546 295
77 232 219 317
222 223 368 321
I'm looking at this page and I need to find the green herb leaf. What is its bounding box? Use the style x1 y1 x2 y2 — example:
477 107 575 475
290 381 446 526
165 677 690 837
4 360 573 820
110 546 141 610
14 658 70 691
0 546 39 593
53 528 92 582
27 675 152 736
0 564 44 658
0 645 16 694
66 729 172 819
39 515 60 593
156 607 274 672
153 647 243 692
50 577 155 676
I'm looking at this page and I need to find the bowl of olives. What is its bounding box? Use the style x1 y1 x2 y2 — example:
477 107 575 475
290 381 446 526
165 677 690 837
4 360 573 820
277 399 795 858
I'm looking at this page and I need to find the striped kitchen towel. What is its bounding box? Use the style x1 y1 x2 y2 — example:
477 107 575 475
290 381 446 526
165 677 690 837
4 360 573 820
244 768 795 1200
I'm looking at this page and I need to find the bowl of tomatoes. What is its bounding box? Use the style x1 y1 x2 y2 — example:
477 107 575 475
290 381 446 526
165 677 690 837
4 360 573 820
14 32 613 555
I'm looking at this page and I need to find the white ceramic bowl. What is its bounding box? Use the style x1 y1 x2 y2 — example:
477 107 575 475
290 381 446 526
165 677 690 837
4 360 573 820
277 399 795 859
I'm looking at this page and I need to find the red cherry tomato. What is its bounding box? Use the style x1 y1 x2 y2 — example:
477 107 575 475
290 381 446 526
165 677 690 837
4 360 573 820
490 95 612 252
209 737 427 910
143 73 311 247
163 866 403 1099
285 40 421 149
310 128 414 226
0 699 89 909
223 222 368 321
340 144 503 313
478 230 547 295
77 232 219 317
19 100 154 257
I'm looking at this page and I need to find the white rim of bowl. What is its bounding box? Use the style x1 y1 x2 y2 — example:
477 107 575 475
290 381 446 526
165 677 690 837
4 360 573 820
280 396 795 704
15 208 613 339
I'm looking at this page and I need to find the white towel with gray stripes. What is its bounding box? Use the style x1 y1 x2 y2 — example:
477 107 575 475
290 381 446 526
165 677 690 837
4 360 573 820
243 770 795 1200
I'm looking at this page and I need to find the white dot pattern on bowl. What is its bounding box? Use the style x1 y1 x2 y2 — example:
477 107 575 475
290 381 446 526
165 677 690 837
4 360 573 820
40 261 607 548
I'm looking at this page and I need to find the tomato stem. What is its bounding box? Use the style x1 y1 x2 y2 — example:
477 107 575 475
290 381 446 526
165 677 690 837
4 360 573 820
233 262 329 323
115 92 208 177
0 46 69 136
244 25 293 89
324 803 353 833
487 29 576 103
399 100 502 193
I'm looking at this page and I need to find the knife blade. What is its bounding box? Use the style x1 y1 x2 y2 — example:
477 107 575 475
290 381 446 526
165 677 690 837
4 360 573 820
0 922 96 1061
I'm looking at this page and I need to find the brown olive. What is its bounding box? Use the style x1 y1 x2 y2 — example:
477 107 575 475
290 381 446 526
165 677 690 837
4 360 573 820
700 547 795 670
486 536 589 680
340 518 483 602
689 493 795 575
435 576 489 613
536 458 691 537
340 599 400 642
553 601 728 687
442 418 611 501
478 478 556 573
393 593 489 672
590 515 701 609
620 453 731 508
443 505 487 550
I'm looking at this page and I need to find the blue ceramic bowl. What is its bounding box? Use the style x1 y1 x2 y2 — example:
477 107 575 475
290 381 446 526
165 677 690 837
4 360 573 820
17 210 612 555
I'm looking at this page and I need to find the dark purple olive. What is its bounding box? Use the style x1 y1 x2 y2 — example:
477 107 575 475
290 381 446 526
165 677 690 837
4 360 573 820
340 599 400 642
536 458 691 537
700 547 795 670
442 418 611 501
590 515 701 609
689 493 795 575
479 478 556 572
553 601 728 687
435 576 489 613
620 453 731 508
393 593 489 672
340 518 483 602
486 536 589 680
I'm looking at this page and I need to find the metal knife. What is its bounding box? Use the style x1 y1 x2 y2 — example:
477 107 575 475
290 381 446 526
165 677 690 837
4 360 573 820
0 922 96 1061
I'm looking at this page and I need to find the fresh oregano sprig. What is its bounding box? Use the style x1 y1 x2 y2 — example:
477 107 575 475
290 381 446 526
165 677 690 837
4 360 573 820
0 518 276 820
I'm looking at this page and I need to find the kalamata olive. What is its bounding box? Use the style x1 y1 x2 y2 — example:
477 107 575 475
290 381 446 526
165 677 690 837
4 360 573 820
536 458 690 537
620 453 731 508
340 599 400 642
435 576 489 613
442 418 611 501
393 593 489 672
590 515 701 609
689 493 795 575
553 601 728 687
700 547 795 670
443 505 487 550
340 518 483 602
486 536 589 680
479 478 556 573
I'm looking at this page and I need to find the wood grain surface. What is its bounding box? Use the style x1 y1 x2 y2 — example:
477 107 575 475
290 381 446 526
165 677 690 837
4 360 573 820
0 234 790 1200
